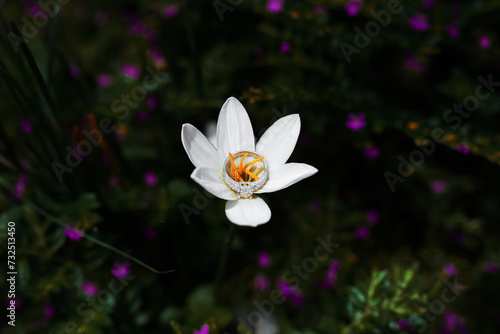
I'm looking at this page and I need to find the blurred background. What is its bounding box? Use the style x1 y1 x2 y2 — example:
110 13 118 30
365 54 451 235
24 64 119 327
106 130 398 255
1 0 500 333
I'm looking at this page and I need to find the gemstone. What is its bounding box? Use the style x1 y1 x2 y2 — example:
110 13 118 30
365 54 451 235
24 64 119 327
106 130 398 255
237 183 252 199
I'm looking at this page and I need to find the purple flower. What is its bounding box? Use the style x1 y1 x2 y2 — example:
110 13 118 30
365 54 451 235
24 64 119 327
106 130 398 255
111 262 130 278
137 111 150 122
405 56 426 72
367 209 379 226
147 96 158 110
140 225 157 239
397 319 414 330
69 63 81 78
443 264 458 276
456 144 470 154
354 227 370 239
314 5 327 15
479 35 491 49
319 260 340 288
194 325 209 334
108 177 118 187
277 278 303 306
44 304 55 318
431 181 446 193
82 282 98 296
346 113 366 131
255 274 270 291
64 224 83 241
267 0 284 13
163 5 178 18
345 0 363 17
441 311 466 334
13 174 28 199
309 201 321 211
363 147 380 159
409 13 429 31
122 64 141 79
19 119 33 133
149 46 166 67
144 171 157 186
257 252 271 268
280 41 291 54
446 23 460 37
485 262 499 273
96 74 113 87
423 0 436 9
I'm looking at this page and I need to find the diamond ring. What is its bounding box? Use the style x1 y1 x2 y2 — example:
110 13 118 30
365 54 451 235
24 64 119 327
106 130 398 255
222 150 268 199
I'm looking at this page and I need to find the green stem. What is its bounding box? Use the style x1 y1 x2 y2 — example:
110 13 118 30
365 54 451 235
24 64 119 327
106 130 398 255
214 224 235 289
25 200 175 274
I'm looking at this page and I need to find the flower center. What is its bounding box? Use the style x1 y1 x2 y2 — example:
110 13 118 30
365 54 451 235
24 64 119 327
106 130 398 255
222 151 268 199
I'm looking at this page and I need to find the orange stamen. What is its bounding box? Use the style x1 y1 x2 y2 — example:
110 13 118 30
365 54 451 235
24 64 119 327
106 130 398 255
242 155 265 171
238 153 249 175
244 169 259 181
229 153 237 180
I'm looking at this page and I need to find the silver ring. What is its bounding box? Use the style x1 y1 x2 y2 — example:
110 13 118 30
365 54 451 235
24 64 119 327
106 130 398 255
222 150 268 199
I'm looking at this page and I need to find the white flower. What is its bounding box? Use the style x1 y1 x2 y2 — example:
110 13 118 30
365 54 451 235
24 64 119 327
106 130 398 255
181 97 318 227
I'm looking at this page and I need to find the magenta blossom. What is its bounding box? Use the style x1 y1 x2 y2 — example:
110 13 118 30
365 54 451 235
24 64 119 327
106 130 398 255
144 171 157 186
405 56 426 72
44 304 55 318
309 201 321 211
363 147 380 159
96 74 113 87
346 113 366 131
345 0 363 17
257 252 271 268
255 274 270 291
423 0 435 9
484 262 499 273
147 96 158 110
409 13 429 31
64 224 83 241
431 181 446 193
20 119 33 133
140 225 157 239
122 64 141 79
82 282 98 296
194 325 209 334
456 144 470 154
267 0 284 13
444 264 458 276
111 262 131 278
367 209 379 225
479 35 491 49
163 5 178 18
354 227 370 239
280 41 291 54
446 23 460 37
441 311 466 334
277 278 303 306
319 260 340 288
13 174 28 200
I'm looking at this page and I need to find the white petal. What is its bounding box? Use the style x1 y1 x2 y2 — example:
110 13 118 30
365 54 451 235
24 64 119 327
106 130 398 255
191 168 237 200
182 124 221 169
256 114 300 168
216 97 255 161
225 197 271 227
256 163 318 194
204 121 217 148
